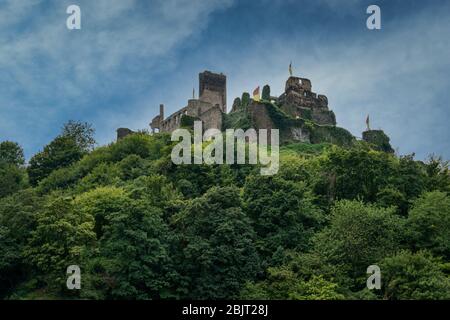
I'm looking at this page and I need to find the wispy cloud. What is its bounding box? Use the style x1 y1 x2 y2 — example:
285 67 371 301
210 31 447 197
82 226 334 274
0 0 448 161
0 0 234 157
186 1 450 159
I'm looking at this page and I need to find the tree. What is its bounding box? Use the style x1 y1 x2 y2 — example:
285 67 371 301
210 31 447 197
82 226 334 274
81 200 174 300
262 85 271 101
0 226 21 297
118 154 147 181
27 121 97 186
125 174 181 209
24 195 96 289
243 174 324 264
391 154 428 202
317 146 397 203
75 186 130 239
0 190 42 297
425 155 450 193
110 132 171 162
241 92 251 108
61 120 96 152
0 141 27 198
406 191 450 258
380 250 450 300
27 135 85 186
174 186 260 299
376 186 408 215
0 164 27 198
312 200 405 288
0 141 25 166
241 267 344 300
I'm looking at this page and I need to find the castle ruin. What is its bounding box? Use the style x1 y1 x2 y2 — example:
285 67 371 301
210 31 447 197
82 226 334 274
150 71 226 133
277 76 336 126
117 69 393 153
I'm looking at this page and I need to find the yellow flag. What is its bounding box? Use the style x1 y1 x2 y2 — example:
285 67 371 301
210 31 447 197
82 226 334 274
253 86 260 101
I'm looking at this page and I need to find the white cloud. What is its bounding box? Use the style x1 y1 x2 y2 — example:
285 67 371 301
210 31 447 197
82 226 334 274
0 0 234 156
169 1 450 159
1 0 448 161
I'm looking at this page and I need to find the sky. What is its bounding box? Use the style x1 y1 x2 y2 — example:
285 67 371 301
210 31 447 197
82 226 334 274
0 0 449 160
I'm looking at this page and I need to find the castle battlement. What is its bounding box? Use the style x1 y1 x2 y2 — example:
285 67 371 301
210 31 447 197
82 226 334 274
277 76 335 126
150 70 226 134
118 69 392 153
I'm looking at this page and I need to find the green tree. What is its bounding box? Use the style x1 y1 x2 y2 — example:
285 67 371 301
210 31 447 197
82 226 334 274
241 267 344 300
0 190 42 297
0 141 25 166
0 164 27 198
75 186 130 239
27 121 97 187
110 132 171 162
241 92 251 108
61 120 96 152
0 141 27 198
380 250 450 300
312 200 405 288
262 85 271 101
27 135 85 186
376 186 408 214
174 186 260 299
76 163 121 193
406 191 450 258
118 154 147 180
82 200 174 300
0 226 21 297
425 156 450 193
24 195 96 289
317 146 397 203
126 174 181 209
391 154 428 202
243 174 323 264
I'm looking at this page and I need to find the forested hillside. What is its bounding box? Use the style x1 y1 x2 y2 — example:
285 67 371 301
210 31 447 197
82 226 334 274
1 121 449 300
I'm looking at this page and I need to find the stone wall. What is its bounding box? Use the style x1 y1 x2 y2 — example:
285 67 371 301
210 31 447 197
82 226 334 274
117 128 135 140
362 130 394 153
247 101 312 144
278 76 336 126
150 70 227 133
186 99 215 117
200 105 223 131
199 71 227 113
159 107 188 132
248 102 274 131
199 89 223 110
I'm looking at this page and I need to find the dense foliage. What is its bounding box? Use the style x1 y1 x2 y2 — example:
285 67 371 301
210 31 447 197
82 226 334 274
0 121 449 300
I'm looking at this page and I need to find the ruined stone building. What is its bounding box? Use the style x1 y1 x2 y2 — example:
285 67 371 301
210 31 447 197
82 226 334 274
240 76 339 144
117 69 393 153
277 76 336 126
150 71 226 133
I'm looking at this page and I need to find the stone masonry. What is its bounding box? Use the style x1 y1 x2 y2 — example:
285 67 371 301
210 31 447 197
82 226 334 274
150 70 226 133
277 76 336 126
117 69 392 153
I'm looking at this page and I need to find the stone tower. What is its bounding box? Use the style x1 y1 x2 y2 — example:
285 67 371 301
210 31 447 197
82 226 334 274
199 71 227 113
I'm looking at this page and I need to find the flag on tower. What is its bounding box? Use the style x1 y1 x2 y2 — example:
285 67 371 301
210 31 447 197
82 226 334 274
253 86 260 101
289 62 293 76
366 114 371 131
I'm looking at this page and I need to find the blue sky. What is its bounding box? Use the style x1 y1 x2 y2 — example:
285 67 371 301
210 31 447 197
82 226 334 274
0 0 449 160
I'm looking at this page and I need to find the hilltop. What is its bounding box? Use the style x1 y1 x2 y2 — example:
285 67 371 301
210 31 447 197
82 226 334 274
119 70 393 153
1 122 449 299
0 71 449 301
